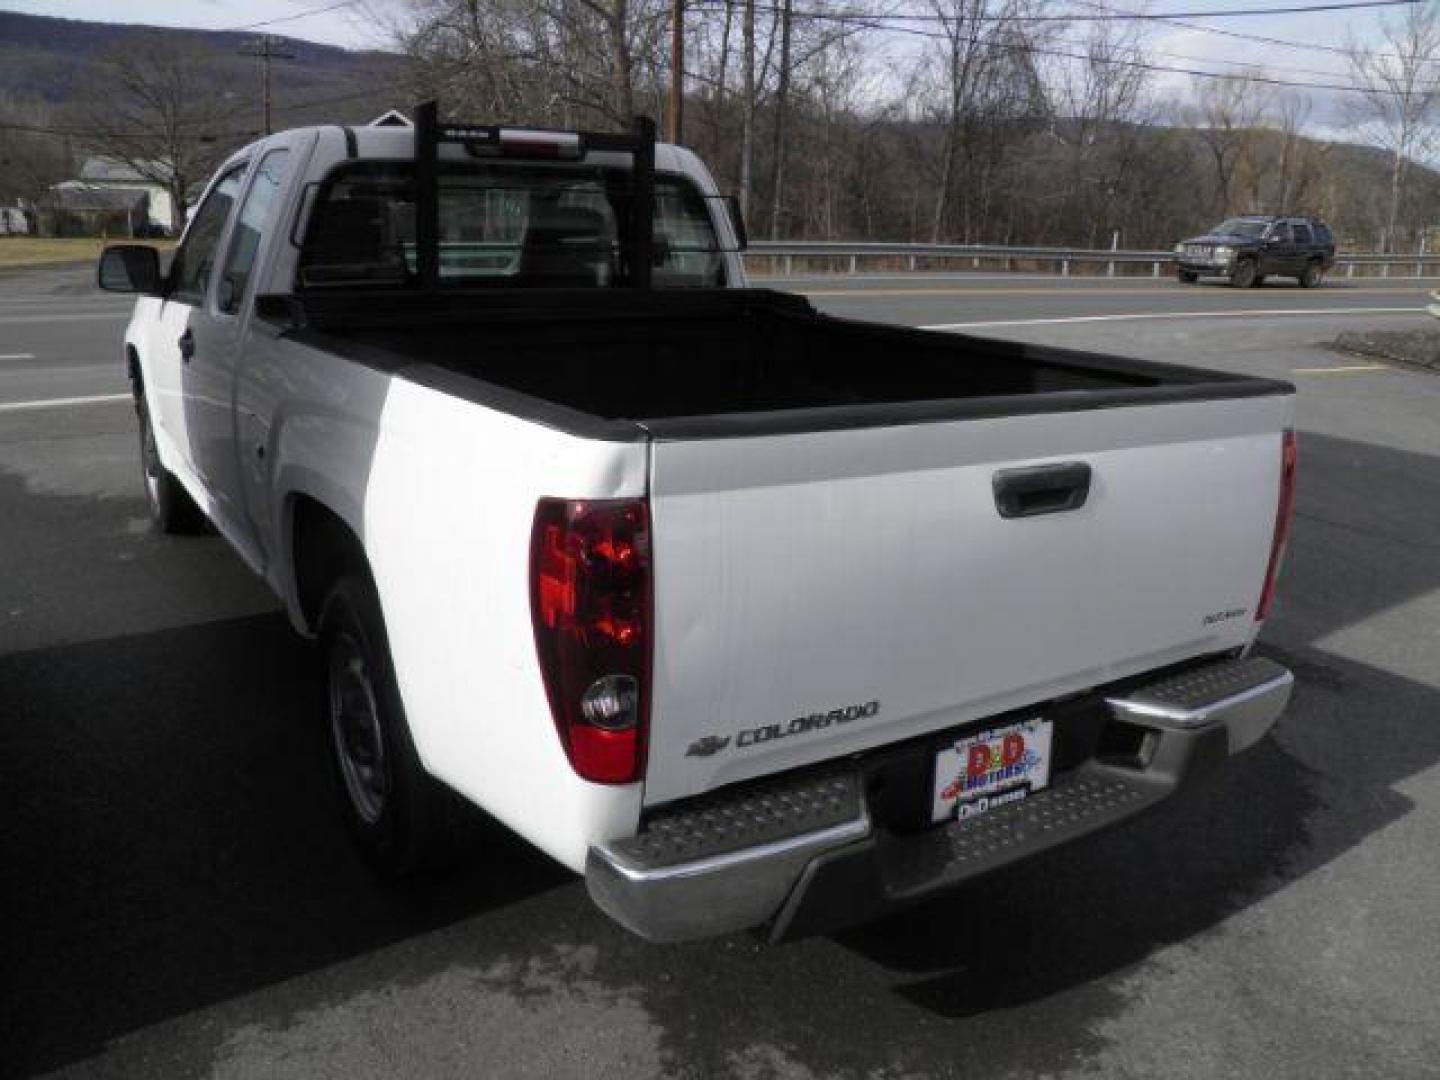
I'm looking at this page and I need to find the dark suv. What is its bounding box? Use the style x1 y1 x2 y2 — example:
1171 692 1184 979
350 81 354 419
1174 215 1336 288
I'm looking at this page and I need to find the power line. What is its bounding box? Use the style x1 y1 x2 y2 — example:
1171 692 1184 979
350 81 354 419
1122 44 1360 81
685 0 1440 94
1044 0 1440 67
1025 41 1385 93
691 0 1440 72
691 0 1419 25
218 0 359 35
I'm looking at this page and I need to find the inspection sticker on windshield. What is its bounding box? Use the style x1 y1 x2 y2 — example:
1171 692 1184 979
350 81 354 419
931 718 1054 825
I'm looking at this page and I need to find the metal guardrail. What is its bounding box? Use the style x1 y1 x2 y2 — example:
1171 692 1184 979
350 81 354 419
743 240 1440 279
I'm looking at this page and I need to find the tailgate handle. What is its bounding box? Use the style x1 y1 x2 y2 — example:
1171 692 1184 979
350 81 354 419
993 462 1092 519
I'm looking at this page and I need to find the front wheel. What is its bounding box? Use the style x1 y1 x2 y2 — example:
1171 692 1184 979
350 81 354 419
320 573 469 875
1299 260 1324 288
1177 270 1198 284
1230 260 1258 289
135 391 206 534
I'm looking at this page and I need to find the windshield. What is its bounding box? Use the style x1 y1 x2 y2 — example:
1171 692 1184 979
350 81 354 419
1212 218 1269 238
298 161 729 289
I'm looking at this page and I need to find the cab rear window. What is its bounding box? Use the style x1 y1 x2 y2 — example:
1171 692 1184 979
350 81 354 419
298 161 729 290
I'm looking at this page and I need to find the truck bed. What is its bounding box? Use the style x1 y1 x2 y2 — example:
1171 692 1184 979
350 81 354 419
272 288 1290 439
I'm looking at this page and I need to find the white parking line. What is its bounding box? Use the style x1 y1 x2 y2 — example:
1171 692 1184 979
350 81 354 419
1291 364 1392 375
921 306 1425 330
0 393 129 413
0 296 131 304
0 311 130 325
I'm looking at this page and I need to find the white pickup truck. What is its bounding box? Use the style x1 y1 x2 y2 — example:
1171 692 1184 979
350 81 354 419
98 104 1298 943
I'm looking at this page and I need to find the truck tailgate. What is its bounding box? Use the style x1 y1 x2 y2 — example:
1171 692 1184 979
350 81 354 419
643 393 1292 806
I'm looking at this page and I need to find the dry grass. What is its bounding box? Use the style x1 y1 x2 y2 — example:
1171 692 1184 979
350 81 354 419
0 237 174 270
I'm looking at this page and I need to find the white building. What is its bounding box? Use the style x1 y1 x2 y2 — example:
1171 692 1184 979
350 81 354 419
0 205 30 235
55 157 175 235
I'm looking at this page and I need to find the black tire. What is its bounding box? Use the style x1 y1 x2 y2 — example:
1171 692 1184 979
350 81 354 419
135 391 206 534
319 573 469 875
1177 270 1198 284
1230 259 1258 289
1299 260 1324 288
1253 274 1267 287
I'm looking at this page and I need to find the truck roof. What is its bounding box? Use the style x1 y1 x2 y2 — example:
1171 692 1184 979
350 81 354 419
224 121 701 176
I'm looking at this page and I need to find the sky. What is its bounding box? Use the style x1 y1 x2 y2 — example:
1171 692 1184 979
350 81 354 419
0 0 1417 135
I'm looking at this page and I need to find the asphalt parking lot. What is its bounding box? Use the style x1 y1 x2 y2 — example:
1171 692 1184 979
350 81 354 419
2 265 1438 1079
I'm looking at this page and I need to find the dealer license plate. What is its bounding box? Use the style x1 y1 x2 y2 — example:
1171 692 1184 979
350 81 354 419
930 717 1054 825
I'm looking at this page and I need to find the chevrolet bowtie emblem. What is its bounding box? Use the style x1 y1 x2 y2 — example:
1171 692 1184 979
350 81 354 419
685 735 731 758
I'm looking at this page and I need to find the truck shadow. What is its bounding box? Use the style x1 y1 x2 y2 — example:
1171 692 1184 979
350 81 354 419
832 641 1428 1022
0 612 571 1078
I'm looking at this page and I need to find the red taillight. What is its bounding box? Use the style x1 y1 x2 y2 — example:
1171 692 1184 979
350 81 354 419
1256 429 1298 621
530 498 651 784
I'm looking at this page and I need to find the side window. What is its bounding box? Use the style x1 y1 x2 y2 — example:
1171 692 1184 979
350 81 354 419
653 177 725 287
218 149 291 314
1270 223 1292 242
170 166 245 306
1292 223 1313 245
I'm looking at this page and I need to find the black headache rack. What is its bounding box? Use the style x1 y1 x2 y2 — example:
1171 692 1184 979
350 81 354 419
411 99 658 294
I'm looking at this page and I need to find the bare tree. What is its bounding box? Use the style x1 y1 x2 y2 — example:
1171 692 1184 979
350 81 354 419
76 34 245 232
912 0 1048 242
925 0 990 242
767 0 793 237
399 1 667 129
1050 19 1153 245
1187 75 1272 218
1269 90 1313 211
1347 2 1440 251
739 0 756 219
576 0 638 120
0 96 72 206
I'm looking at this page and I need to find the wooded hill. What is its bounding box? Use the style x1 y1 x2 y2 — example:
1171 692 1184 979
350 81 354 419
0 11 396 123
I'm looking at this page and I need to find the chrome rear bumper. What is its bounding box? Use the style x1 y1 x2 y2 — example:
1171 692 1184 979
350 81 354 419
1106 657 1294 753
586 656 1293 943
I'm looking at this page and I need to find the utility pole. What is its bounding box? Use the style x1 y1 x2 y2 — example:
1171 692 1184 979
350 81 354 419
239 35 295 136
667 0 685 144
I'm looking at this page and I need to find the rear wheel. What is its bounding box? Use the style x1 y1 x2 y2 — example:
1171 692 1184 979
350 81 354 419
1299 259 1324 288
135 391 206 534
320 573 470 875
1230 260 1258 289
1177 270 1198 284
1253 274 1267 287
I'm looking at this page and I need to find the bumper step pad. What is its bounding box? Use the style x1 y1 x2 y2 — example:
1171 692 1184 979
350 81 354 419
1118 655 1289 714
880 768 1163 898
607 771 861 873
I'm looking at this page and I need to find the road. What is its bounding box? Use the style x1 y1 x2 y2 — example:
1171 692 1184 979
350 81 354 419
2 266 1438 1079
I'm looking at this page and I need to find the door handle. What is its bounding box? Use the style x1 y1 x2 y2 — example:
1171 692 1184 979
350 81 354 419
178 329 195 362
993 462 1092 519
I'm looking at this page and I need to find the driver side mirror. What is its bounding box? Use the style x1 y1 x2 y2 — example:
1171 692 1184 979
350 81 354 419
97 244 163 295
